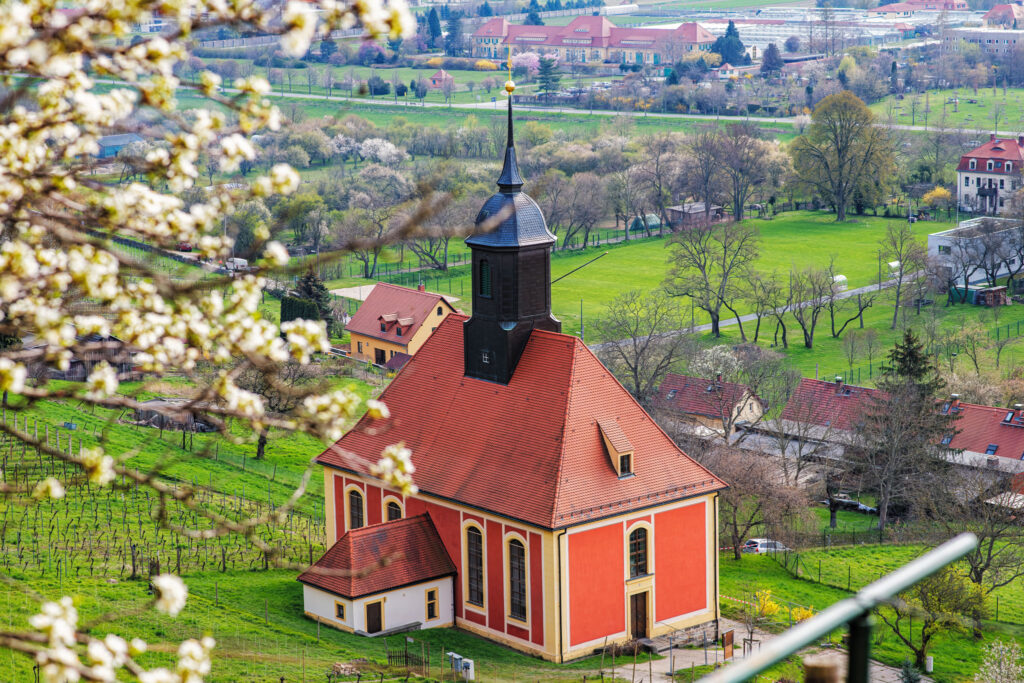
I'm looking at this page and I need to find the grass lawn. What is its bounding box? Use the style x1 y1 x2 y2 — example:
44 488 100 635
869 87 1024 133
0 569 660 682
720 552 1024 682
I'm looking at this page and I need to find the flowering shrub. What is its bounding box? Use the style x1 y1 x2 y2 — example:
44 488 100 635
474 60 498 71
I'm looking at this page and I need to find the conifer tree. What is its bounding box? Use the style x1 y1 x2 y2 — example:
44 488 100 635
427 8 442 48
295 268 332 321
444 12 463 56
537 56 561 98
760 43 784 76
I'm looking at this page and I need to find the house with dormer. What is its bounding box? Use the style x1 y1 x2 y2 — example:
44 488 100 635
300 95 727 658
956 134 1024 215
345 283 458 367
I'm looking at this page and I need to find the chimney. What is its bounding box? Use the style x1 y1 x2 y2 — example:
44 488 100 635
950 393 961 409
835 375 843 386
716 372 722 383
417 282 425 292
1018 135 1024 147
990 133 996 142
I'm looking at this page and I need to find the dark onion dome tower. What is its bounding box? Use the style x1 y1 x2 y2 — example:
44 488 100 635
463 80 560 384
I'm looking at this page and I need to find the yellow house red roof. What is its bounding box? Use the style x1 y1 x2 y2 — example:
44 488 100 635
344 282 456 345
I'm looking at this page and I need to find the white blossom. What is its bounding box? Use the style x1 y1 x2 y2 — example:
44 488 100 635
366 399 390 420
0 358 26 393
85 362 119 399
263 241 290 267
32 477 65 501
152 574 188 617
372 443 417 494
80 446 116 487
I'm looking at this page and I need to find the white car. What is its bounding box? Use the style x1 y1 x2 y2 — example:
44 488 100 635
742 538 789 554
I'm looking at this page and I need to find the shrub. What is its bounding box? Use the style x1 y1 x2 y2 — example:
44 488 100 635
426 56 443 67
280 296 320 324
474 59 497 71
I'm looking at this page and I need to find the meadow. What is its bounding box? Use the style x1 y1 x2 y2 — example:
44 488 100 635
869 87 1024 134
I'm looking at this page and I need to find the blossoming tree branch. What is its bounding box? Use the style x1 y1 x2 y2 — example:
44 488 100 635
0 0 424 680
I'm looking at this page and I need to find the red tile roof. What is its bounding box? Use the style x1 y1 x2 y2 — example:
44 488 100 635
655 374 754 420
345 283 456 346
984 4 1024 23
473 16 714 50
944 401 1024 460
957 136 1024 174
781 378 883 432
318 316 726 529
297 514 456 598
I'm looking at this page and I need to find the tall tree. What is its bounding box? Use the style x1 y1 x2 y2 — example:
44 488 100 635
593 290 693 406
850 331 954 529
294 268 332 321
537 56 561 98
683 127 722 225
719 123 771 221
444 12 463 56
664 222 759 337
524 10 544 25
760 43 784 76
710 20 746 65
879 222 927 330
427 7 442 48
791 91 895 221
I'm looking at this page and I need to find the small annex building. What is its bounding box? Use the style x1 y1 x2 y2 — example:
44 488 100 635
299 514 457 635
345 283 458 367
304 94 727 659
429 69 454 89
96 133 144 159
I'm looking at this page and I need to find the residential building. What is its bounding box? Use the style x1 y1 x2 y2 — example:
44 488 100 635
941 26 1024 56
927 216 1022 289
654 373 762 438
955 135 1024 215
299 515 457 634
303 96 727 657
429 69 454 89
345 282 458 367
983 2 1024 28
472 16 715 66
776 377 882 448
940 396 1024 475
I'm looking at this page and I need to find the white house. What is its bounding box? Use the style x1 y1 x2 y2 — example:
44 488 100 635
299 514 456 635
957 134 1024 215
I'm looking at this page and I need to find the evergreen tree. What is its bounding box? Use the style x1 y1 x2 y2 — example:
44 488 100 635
427 8 442 48
666 67 680 85
760 42 784 76
444 12 463 56
889 61 899 93
524 10 544 25
319 40 338 62
537 56 561 98
477 1 493 16
710 20 746 65
294 268 332 321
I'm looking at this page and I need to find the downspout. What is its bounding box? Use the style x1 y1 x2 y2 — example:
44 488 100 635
557 529 567 664
714 492 721 638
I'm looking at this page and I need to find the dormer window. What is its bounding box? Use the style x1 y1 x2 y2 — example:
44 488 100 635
396 326 403 337
666 389 677 400
1008 162 1013 172
380 322 386 332
599 419 634 478
970 159 976 169
986 444 998 455
941 434 953 445
988 160 994 171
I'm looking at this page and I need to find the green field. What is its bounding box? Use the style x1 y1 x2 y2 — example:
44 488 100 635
870 87 1024 133
720 551 1024 682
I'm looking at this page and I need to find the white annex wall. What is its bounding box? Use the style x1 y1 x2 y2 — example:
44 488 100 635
304 578 454 633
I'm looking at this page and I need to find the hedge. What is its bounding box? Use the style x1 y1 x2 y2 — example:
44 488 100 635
280 296 320 324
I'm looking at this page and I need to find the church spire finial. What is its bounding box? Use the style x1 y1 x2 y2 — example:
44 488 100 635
497 45 523 192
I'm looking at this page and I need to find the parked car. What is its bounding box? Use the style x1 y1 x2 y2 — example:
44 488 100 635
818 496 878 515
177 241 193 252
742 538 789 554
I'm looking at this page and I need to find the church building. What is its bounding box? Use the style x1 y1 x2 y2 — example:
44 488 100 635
299 87 726 660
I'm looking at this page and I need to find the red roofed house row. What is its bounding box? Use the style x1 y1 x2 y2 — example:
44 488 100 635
654 373 763 438
941 396 1024 473
778 377 883 444
303 96 727 657
345 282 458 366
955 134 1024 215
472 16 715 67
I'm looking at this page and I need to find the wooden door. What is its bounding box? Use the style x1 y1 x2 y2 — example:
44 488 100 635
629 592 648 640
366 601 383 634
374 348 386 365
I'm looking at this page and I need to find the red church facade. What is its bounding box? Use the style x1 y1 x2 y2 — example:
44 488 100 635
305 92 725 660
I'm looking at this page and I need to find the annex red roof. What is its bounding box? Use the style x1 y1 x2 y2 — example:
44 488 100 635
957 135 1024 174
318 315 726 529
944 400 1024 460
984 4 1024 24
345 283 456 345
781 378 883 432
297 514 456 598
655 373 755 420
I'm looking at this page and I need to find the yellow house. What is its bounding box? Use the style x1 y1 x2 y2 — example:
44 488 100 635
345 282 458 368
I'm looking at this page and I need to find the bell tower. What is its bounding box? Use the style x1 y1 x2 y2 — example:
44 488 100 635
463 76 560 384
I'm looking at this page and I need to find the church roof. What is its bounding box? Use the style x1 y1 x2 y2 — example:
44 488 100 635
317 315 726 529
298 514 456 599
468 191 554 247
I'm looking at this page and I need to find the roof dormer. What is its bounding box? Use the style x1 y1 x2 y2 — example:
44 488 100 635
599 419 634 478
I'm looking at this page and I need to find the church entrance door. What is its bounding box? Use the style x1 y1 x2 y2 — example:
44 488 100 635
630 592 648 640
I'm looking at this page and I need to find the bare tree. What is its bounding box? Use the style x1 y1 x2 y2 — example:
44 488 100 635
636 133 684 231
788 265 833 349
594 290 694 406
841 329 861 376
683 127 723 226
559 173 607 248
719 123 771 222
234 362 327 459
879 223 928 329
705 447 808 560
664 222 759 337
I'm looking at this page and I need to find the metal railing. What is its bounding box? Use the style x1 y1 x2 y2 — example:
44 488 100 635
702 533 978 683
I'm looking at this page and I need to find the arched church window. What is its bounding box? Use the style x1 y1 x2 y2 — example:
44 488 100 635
349 489 364 530
467 527 484 607
629 528 648 577
508 539 526 621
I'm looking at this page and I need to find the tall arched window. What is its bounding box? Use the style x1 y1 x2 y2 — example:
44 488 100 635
508 539 526 621
479 259 492 298
629 528 648 578
466 527 484 607
349 490 364 530
386 501 402 521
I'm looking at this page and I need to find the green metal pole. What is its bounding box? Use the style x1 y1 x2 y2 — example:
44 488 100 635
847 613 873 683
